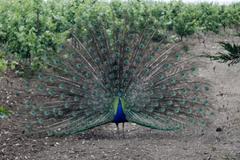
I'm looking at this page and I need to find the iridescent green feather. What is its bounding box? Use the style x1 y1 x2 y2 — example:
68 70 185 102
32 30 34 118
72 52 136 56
19 1 212 136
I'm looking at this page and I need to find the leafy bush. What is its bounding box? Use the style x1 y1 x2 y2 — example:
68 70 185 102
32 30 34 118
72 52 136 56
173 5 197 40
196 3 222 34
0 0 239 72
0 0 70 72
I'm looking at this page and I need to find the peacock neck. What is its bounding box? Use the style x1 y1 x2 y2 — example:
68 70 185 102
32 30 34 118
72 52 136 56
113 98 127 124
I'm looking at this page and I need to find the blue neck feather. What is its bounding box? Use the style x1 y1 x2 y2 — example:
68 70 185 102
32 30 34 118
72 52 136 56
113 98 127 124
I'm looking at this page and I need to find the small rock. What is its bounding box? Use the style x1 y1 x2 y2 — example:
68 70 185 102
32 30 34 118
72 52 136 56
216 127 222 132
82 140 85 145
211 147 216 151
63 154 68 159
69 150 75 154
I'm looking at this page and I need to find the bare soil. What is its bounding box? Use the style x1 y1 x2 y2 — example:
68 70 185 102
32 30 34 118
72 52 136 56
0 34 240 160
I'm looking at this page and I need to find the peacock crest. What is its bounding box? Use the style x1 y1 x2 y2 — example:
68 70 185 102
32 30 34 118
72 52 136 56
17 4 212 136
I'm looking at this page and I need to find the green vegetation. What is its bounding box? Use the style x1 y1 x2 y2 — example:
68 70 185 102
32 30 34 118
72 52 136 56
0 105 11 119
0 52 7 73
206 40 240 66
0 0 239 72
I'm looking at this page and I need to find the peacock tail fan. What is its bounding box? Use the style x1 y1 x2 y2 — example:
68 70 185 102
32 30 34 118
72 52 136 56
17 2 213 136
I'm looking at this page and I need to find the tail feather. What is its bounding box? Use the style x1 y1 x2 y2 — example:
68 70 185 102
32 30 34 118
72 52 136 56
15 4 212 136
126 111 182 131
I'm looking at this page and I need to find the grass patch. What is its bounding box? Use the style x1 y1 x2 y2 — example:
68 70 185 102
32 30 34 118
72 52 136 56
0 105 11 119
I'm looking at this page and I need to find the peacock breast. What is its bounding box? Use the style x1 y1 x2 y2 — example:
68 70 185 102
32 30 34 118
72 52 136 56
113 97 127 124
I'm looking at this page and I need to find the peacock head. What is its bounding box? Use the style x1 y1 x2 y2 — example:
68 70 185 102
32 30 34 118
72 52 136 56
117 91 123 97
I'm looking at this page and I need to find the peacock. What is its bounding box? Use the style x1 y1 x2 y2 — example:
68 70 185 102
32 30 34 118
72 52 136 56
16 5 212 136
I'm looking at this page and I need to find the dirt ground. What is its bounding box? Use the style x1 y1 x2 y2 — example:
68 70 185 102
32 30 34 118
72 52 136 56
0 33 240 160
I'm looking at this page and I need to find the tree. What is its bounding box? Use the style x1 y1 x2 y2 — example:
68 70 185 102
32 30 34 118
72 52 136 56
173 5 197 40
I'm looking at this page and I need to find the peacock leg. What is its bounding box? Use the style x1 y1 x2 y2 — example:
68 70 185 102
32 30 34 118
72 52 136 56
116 123 119 137
122 123 125 138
